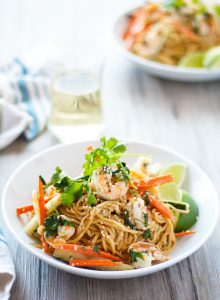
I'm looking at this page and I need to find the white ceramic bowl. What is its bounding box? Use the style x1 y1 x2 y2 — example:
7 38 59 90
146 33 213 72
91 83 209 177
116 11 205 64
1 141 219 279
113 5 220 82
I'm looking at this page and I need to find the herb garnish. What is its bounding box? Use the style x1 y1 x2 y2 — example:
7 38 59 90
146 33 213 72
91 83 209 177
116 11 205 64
164 0 185 10
144 228 151 241
124 210 136 230
144 213 148 227
129 249 145 262
83 137 127 177
44 214 74 237
49 137 129 207
93 245 100 252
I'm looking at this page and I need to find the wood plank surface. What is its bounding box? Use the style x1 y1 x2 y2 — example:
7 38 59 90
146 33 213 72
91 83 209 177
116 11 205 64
0 0 220 299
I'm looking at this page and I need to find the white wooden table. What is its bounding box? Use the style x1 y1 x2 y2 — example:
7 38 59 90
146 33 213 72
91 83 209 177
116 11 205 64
1 1 220 299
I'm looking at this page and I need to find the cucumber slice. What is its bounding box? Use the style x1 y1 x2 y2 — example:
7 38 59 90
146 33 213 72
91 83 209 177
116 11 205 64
175 190 199 233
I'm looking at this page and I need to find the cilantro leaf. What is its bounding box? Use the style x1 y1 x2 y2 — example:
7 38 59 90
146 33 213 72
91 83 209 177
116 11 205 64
51 166 64 185
129 249 145 262
144 213 148 227
144 228 151 241
83 137 127 177
93 245 100 252
87 192 96 206
164 0 185 10
44 214 74 237
124 210 136 229
106 137 118 149
61 180 84 206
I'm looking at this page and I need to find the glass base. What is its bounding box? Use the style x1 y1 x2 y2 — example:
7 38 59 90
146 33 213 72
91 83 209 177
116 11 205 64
48 123 104 143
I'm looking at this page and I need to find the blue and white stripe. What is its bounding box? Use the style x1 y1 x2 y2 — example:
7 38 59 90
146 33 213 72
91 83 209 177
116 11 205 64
0 59 50 140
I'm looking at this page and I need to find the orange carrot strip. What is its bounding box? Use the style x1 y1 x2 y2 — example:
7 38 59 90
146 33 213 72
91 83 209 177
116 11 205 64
173 22 199 42
69 259 121 267
38 178 47 225
16 198 51 215
149 196 172 219
53 244 123 262
175 231 195 237
16 205 35 215
86 145 94 152
38 177 49 253
133 174 173 189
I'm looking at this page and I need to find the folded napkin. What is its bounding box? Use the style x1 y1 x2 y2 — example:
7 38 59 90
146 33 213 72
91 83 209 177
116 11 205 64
0 228 15 300
0 57 51 150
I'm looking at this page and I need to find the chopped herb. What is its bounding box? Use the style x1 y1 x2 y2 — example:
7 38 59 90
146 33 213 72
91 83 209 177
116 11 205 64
44 214 74 237
87 192 96 206
129 249 145 262
39 175 46 186
144 213 148 227
61 180 85 206
124 210 136 230
51 166 64 185
144 192 150 204
93 245 100 252
164 0 185 10
144 229 151 241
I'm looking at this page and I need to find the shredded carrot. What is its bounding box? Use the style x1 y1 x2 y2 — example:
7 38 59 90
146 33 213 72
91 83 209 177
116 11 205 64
86 145 94 152
38 178 47 224
149 196 173 220
133 174 173 190
16 198 51 215
69 259 121 267
130 169 146 179
173 22 199 42
53 244 123 262
175 231 195 237
38 177 49 253
16 205 35 215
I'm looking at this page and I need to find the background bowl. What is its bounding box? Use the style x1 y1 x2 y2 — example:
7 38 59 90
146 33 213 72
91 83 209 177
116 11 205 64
113 5 220 82
1 141 219 279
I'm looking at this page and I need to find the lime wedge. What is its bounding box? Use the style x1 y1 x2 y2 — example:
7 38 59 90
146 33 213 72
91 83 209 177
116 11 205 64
179 52 205 68
204 46 220 69
158 182 182 202
160 163 186 187
175 190 199 233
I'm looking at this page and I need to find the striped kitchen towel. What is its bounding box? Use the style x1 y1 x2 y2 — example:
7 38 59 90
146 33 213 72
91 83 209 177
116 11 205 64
0 58 51 150
0 227 15 300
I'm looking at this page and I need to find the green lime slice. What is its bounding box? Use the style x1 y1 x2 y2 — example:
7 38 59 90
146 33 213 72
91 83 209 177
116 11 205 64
179 52 205 68
204 46 220 68
158 182 182 202
175 190 199 233
160 163 186 187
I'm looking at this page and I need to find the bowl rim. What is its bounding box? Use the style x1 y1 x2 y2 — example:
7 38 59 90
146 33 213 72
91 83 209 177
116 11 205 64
113 4 220 76
1 140 219 279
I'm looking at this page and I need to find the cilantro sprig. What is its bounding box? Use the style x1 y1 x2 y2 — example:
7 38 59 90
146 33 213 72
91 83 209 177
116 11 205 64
48 137 129 207
83 137 127 177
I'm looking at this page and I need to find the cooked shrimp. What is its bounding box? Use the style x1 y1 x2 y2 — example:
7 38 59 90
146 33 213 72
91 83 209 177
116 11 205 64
134 157 151 175
129 242 168 268
126 197 147 230
90 166 128 200
134 156 161 177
